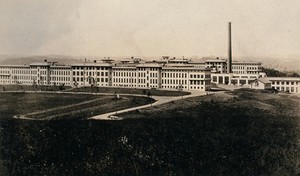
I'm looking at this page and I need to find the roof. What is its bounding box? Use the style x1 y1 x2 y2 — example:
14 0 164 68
205 59 227 63
162 67 210 71
257 78 272 84
0 65 30 68
164 63 194 67
136 63 162 68
71 62 112 67
232 61 261 65
50 66 71 68
29 62 52 66
266 77 300 81
168 59 190 63
112 63 138 69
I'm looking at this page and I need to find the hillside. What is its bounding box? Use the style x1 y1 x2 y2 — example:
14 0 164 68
0 89 299 175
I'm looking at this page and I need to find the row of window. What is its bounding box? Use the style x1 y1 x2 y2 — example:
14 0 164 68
73 71 109 77
73 67 109 70
273 86 298 93
113 78 137 83
163 72 187 78
73 77 109 83
0 70 10 74
0 75 9 79
190 80 204 85
272 81 299 85
114 72 136 77
10 70 31 74
51 71 70 75
190 74 204 79
162 79 187 85
13 75 31 80
50 77 70 82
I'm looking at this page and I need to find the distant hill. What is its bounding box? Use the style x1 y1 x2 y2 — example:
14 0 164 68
234 56 300 73
0 55 90 65
0 55 299 73
262 67 300 77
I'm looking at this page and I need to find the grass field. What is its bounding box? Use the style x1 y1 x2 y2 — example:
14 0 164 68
0 84 191 96
0 92 154 120
0 89 299 175
67 86 191 96
0 92 98 119
0 84 71 92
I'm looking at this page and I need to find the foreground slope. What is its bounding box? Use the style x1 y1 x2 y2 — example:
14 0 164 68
0 89 299 175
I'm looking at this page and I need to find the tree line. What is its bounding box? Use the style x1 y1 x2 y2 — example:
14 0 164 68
262 67 300 77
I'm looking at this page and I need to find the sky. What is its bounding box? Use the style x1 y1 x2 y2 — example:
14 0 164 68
0 0 300 59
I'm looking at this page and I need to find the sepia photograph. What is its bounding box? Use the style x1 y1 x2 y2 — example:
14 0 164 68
0 0 299 175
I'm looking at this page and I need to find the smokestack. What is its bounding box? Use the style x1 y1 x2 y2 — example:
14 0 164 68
228 22 232 73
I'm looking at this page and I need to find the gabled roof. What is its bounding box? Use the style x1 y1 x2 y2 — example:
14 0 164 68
29 62 52 66
257 78 272 84
266 77 300 81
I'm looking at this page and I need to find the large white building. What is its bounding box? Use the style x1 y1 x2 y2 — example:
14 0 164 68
0 57 299 94
0 59 211 91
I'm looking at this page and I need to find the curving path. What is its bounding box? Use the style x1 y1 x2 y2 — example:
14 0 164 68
88 90 209 120
12 90 211 120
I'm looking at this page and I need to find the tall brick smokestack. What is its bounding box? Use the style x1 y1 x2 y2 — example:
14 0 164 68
228 22 232 73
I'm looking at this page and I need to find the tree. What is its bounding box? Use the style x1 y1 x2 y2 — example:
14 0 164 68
142 89 147 95
262 67 300 77
32 80 37 91
147 91 151 97
59 83 65 91
73 81 78 89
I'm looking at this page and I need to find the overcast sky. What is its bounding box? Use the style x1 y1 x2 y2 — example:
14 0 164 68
1 0 299 59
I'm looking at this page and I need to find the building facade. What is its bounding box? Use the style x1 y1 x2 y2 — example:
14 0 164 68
0 60 211 91
1 58 299 94
266 77 300 94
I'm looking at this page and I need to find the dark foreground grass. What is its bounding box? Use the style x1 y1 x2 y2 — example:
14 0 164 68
0 89 299 175
0 116 299 175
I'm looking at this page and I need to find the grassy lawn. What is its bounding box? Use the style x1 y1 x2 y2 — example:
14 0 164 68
0 92 154 120
26 96 155 120
0 89 299 175
0 85 71 92
0 92 99 119
0 84 191 96
67 86 191 96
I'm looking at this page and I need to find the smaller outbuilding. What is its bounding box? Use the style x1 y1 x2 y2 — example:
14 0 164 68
250 78 272 90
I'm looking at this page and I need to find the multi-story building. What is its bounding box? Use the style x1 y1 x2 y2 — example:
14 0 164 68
204 59 227 73
0 65 31 85
0 58 299 94
232 61 262 74
210 73 263 85
202 58 262 75
49 65 72 86
0 59 211 91
71 62 112 87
